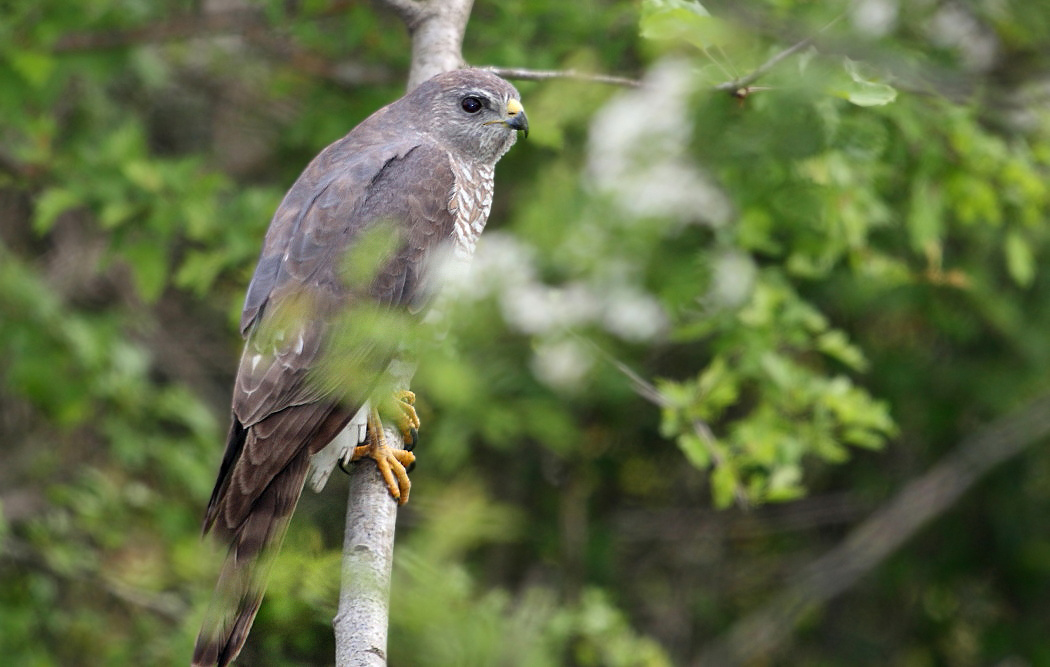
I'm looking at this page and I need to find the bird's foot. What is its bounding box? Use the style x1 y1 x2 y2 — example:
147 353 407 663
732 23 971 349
394 389 420 451
351 409 415 504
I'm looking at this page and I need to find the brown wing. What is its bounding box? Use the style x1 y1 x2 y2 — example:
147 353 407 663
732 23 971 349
193 131 458 667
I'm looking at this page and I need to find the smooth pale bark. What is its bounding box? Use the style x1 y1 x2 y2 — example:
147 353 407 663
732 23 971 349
379 0 475 91
333 423 405 666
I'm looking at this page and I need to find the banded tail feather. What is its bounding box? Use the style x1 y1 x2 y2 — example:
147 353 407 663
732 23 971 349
192 431 312 666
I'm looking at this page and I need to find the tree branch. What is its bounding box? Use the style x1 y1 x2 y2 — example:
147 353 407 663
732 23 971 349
696 393 1050 665
333 423 405 667
481 66 641 88
376 0 474 91
483 15 835 97
588 341 1050 662
712 14 841 95
711 34 815 95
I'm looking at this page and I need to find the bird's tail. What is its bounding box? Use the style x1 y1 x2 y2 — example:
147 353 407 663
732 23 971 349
192 453 310 667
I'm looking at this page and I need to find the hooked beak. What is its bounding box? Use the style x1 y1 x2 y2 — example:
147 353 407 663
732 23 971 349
505 98 528 138
486 98 528 138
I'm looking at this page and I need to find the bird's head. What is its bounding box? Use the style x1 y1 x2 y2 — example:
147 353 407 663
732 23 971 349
405 69 528 165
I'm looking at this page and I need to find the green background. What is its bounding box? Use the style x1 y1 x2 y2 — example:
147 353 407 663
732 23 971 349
2 0 1050 664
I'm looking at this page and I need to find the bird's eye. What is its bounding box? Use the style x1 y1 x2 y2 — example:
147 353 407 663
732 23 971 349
461 96 483 113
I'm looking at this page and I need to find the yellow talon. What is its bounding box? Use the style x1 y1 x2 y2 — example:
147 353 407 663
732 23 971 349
393 389 420 450
352 408 416 504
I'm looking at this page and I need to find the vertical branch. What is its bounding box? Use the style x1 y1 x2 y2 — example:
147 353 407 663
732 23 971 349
333 423 406 667
333 3 472 664
377 0 475 91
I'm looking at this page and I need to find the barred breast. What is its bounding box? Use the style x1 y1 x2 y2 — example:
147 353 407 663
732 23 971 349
448 154 495 258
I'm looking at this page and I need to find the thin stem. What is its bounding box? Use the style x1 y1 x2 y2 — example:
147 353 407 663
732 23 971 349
481 66 642 88
712 14 843 93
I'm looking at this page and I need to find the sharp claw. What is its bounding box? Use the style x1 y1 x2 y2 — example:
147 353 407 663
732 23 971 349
341 394 421 498
373 447 403 502
348 411 416 504
391 390 421 449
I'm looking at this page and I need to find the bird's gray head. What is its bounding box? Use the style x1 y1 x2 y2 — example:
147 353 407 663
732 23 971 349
400 69 528 165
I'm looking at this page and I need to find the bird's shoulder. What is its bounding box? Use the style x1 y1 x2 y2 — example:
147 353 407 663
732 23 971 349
239 132 458 336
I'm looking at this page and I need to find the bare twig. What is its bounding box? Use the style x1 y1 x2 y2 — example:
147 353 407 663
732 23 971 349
488 14 841 97
712 14 842 95
711 35 812 94
482 66 641 88
696 393 1050 665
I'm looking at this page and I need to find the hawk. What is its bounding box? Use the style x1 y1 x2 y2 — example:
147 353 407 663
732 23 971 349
192 69 527 667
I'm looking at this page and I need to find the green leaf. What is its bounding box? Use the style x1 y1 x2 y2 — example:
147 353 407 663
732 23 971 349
641 0 710 21
816 330 869 372
676 432 712 469
174 249 227 295
123 160 164 193
834 59 898 107
759 351 795 388
8 50 55 88
767 464 805 502
908 176 944 251
640 0 734 51
710 462 739 508
1004 230 1036 287
99 200 139 229
33 188 81 233
948 174 1003 226
695 355 740 420
121 240 169 302
843 81 898 107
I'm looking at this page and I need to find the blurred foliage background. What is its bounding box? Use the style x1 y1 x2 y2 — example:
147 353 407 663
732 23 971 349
2 0 1050 664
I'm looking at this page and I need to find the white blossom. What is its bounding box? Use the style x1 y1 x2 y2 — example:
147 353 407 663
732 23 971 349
587 58 731 226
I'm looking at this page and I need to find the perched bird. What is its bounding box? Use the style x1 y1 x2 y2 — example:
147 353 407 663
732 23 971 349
192 68 527 667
